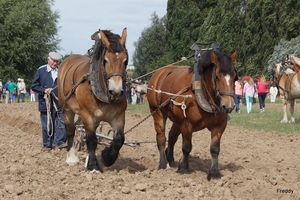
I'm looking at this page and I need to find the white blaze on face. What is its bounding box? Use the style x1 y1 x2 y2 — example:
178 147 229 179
224 74 230 86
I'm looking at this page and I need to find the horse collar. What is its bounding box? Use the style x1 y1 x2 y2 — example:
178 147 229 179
192 61 219 113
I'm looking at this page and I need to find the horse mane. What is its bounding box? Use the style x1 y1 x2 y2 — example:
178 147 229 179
290 55 300 67
93 30 127 61
190 50 235 76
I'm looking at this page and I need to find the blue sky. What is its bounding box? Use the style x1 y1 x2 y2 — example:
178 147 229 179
52 0 167 64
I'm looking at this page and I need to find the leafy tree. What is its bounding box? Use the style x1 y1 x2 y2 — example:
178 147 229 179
0 0 60 86
267 36 300 80
132 12 169 79
166 0 212 61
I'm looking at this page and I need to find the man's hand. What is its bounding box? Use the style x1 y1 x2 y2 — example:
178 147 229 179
44 88 52 95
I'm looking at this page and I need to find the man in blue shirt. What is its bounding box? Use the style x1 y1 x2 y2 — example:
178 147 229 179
4 80 10 104
31 52 67 151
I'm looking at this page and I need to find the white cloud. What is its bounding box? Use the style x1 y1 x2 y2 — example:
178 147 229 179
52 0 167 63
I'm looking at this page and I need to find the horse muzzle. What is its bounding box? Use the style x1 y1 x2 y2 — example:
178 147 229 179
219 97 235 113
108 77 124 102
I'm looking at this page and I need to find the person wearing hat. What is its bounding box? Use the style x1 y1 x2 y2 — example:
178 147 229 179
31 52 67 151
17 78 27 102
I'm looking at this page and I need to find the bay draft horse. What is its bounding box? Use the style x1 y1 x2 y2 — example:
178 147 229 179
147 50 237 180
58 28 128 172
272 55 300 123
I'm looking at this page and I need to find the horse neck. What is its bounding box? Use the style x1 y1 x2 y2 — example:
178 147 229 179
291 61 300 73
202 67 216 102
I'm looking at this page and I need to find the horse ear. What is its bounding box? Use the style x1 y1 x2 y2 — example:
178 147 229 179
230 51 238 63
286 54 290 61
91 30 100 41
120 28 127 46
210 51 219 65
100 30 110 48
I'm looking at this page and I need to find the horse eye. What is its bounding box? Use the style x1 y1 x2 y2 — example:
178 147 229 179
103 59 108 66
216 76 220 81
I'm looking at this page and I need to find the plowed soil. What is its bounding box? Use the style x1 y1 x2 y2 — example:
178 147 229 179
0 102 299 200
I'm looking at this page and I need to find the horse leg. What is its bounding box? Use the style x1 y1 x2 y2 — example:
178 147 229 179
81 115 102 172
207 130 223 180
281 98 288 123
64 111 80 165
165 123 181 168
152 109 168 169
85 130 102 172
177 122 192 174
101 114 125 167
289 99 295 123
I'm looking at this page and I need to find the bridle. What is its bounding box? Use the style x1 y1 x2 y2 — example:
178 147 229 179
200 65 236 113
273 60 294 85
101 50 127 82
211 66 236 99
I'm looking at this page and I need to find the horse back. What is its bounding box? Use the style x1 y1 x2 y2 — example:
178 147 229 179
58 54 90 106
278 72 300 99
147 65 192 107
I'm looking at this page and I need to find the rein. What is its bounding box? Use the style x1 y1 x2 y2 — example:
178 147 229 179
44 93 54 137
44 89 64 137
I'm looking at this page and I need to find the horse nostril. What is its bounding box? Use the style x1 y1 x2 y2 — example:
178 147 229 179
108 89 124 97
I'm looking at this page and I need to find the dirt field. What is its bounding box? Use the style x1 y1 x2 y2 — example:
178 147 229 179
0 102 299 200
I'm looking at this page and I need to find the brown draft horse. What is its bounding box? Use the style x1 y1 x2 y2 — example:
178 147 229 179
147 50 237 180
57 28 128 172
272 55 300 123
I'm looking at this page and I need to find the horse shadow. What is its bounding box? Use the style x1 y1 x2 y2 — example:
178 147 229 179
98 154 242 175
101 157 148 173
188 155 242 174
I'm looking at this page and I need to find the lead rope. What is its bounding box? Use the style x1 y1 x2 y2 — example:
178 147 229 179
44 92 54 137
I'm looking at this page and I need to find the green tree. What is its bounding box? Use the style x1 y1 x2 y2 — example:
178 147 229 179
165 0 300 77
267 36 300 79
132 12 169 79
166 0 212 61
0 0 60 85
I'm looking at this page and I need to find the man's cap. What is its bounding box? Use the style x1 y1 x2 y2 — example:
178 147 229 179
49 52 62 60
18 78 21 81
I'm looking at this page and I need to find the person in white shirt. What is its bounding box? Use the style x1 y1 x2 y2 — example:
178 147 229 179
269 84 278 103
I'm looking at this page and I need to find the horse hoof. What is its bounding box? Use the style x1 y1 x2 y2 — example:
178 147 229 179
169 161 176 168
207 170 222 181
176 168 191 174
66 148 80 165
66 157 80 165
101 147 118 167
84 154 103 172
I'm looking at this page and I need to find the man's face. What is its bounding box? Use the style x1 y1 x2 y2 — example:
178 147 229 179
48 57 59 69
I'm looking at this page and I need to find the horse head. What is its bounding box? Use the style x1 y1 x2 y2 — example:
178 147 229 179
288 55 300 73
272 63 281 81
92 28 128 102
198 50 237 113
